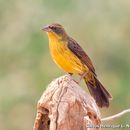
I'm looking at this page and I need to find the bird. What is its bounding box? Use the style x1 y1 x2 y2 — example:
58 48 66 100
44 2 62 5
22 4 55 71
42 23 112 107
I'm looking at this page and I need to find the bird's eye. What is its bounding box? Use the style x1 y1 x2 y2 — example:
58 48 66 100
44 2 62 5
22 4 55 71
50 26 57 30
49 26 62 34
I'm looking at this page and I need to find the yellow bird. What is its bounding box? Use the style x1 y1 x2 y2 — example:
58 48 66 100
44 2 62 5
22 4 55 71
42 23 112 107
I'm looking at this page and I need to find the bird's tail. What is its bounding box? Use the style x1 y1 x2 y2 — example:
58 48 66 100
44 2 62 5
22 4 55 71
84 75 112 108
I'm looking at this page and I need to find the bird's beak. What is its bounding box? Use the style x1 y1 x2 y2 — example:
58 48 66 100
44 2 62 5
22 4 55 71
42 25 51 32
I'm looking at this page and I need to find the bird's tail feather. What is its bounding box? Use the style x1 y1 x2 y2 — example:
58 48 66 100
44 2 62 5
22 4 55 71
84 76 112 108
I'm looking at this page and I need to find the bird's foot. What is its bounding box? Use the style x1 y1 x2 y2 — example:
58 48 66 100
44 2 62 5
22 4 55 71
74 71 89 84
79 71 88 81
73 79 80 84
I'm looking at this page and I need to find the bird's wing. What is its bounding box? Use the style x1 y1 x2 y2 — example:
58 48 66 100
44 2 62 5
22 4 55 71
67 37 96 76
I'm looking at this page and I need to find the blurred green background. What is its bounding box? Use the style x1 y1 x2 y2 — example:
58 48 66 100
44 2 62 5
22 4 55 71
0 0 130 130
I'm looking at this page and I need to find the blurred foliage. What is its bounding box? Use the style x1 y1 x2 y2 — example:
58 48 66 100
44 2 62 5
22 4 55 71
0 0 130 130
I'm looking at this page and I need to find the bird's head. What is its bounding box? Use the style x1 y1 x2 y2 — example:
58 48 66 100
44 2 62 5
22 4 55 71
42 23 68 40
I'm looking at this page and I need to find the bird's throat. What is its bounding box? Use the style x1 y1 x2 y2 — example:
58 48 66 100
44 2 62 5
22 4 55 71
47 32 61 43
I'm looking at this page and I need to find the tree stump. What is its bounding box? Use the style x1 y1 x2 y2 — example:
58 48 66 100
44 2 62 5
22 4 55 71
33 75 101 130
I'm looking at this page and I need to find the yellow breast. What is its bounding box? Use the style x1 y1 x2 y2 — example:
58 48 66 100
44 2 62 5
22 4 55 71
48 33 86 74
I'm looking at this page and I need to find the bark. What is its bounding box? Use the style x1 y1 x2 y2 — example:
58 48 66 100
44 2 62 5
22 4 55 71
33 75 101 130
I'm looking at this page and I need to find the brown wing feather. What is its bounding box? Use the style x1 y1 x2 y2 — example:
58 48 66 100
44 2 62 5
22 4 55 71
67 37 96 76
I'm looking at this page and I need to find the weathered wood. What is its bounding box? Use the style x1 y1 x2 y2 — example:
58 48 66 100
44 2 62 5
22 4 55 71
33 75 101 130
